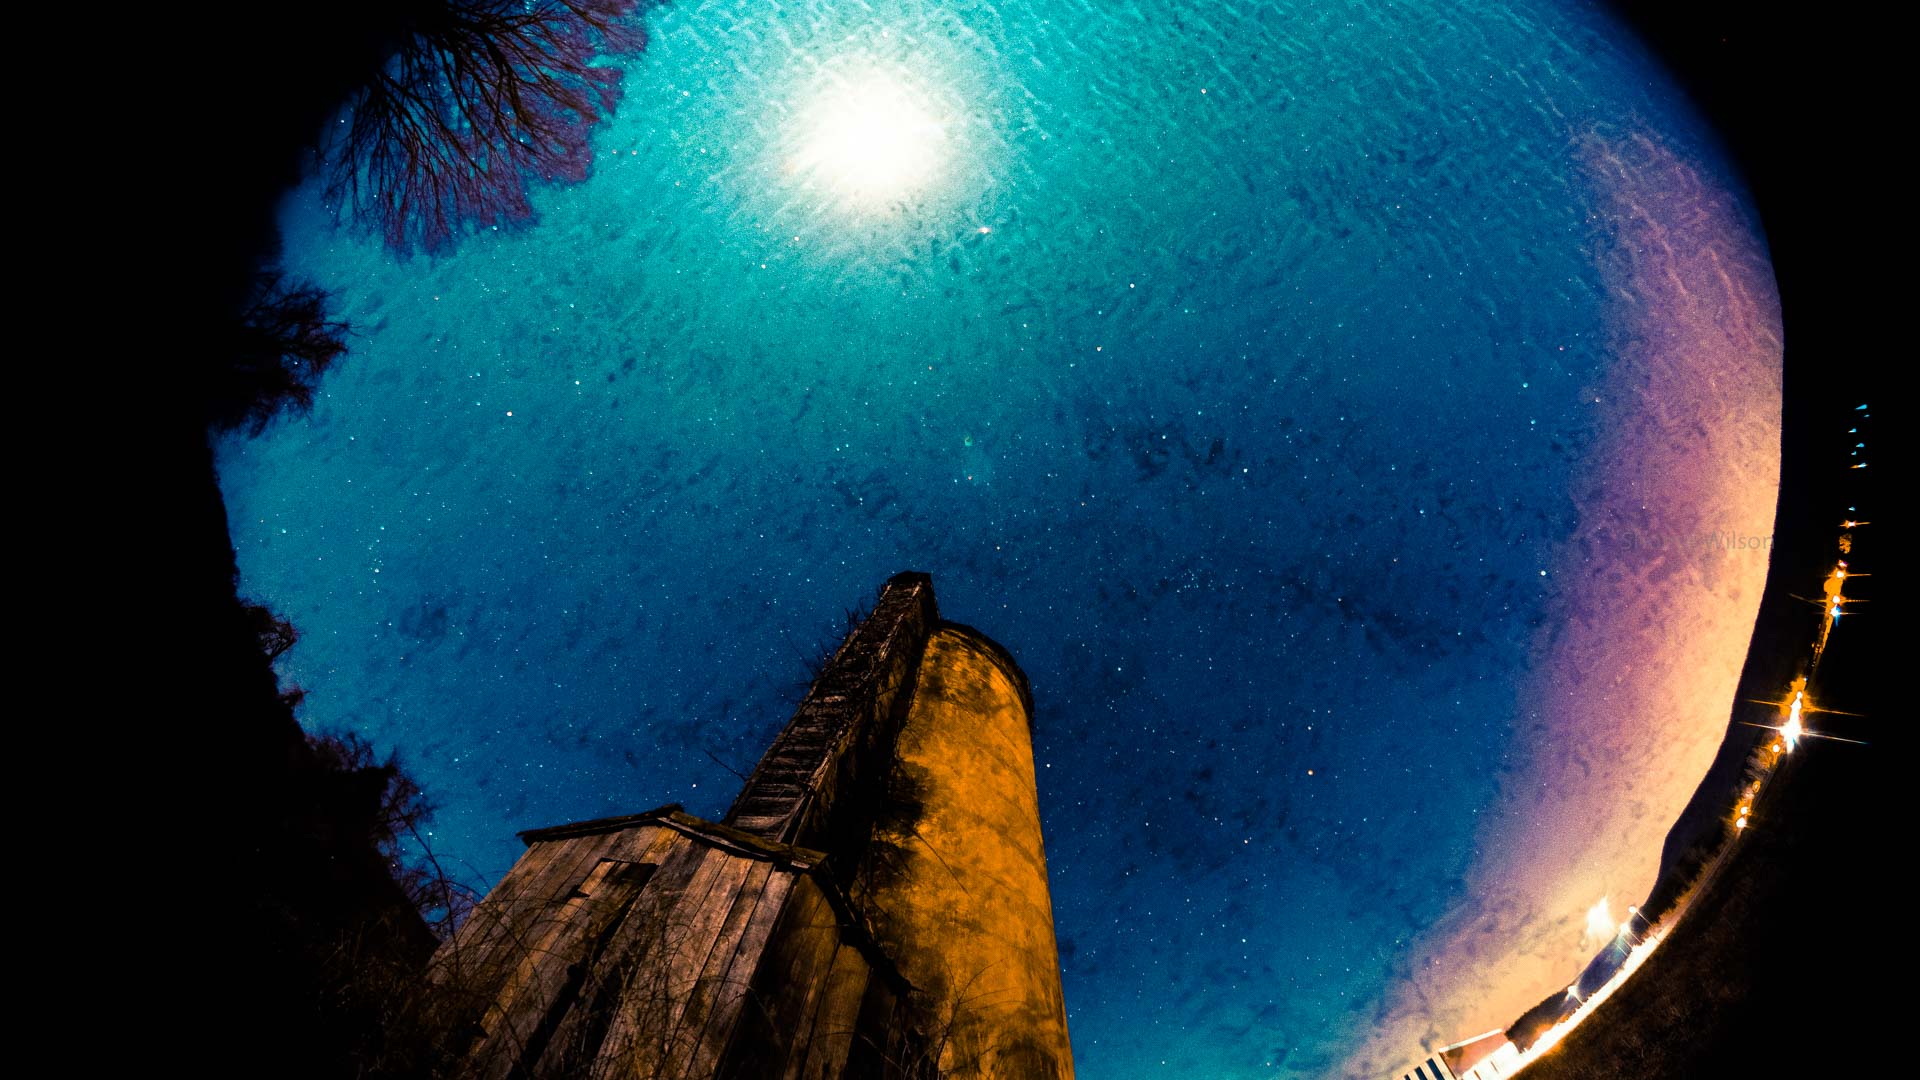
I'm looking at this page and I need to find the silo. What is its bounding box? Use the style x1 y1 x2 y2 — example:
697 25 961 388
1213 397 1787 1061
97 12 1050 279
858 620 1076 1079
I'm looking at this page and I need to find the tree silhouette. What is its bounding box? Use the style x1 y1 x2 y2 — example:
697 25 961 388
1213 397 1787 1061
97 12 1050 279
326 0 650 253
207 271 352 435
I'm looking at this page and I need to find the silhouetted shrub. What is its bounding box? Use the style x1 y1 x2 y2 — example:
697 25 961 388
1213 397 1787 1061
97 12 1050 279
245 602 301 663
325 0 650 253
306 727 480 937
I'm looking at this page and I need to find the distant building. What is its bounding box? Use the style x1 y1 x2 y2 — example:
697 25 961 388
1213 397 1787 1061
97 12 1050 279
1398 1029 1521 1080
417 573 1074 1078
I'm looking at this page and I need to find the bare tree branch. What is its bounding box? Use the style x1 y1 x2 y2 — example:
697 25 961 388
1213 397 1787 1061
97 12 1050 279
325 0 652 253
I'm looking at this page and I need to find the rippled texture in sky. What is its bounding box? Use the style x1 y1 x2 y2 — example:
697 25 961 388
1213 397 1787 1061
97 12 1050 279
219 0 1780 1075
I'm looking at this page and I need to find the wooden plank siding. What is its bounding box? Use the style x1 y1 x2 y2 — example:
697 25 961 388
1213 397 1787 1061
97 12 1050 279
750 872 843 1078
442 828 660 1075
710 868 837 1080
570 829 721 1076
695 866 797 1077
795 942 876 1080
426 805 935 1079
424 830 629 1059
669 858 776 1079
633 845 759 1069
535 832 711 1074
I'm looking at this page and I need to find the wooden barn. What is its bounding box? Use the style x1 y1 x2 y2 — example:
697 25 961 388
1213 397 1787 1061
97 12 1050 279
419 572 1075 1079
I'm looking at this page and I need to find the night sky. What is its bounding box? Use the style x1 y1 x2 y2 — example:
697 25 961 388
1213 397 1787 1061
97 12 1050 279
217 1 1782 1075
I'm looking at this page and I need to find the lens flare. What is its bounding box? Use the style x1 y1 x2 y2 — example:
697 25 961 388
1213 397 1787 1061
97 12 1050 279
1584 897 1614 947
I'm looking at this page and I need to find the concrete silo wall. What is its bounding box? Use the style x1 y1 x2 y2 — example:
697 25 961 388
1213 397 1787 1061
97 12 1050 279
862 624 1075 1080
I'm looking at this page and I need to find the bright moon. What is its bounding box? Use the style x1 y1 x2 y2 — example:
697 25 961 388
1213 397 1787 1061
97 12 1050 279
791 65 946 206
